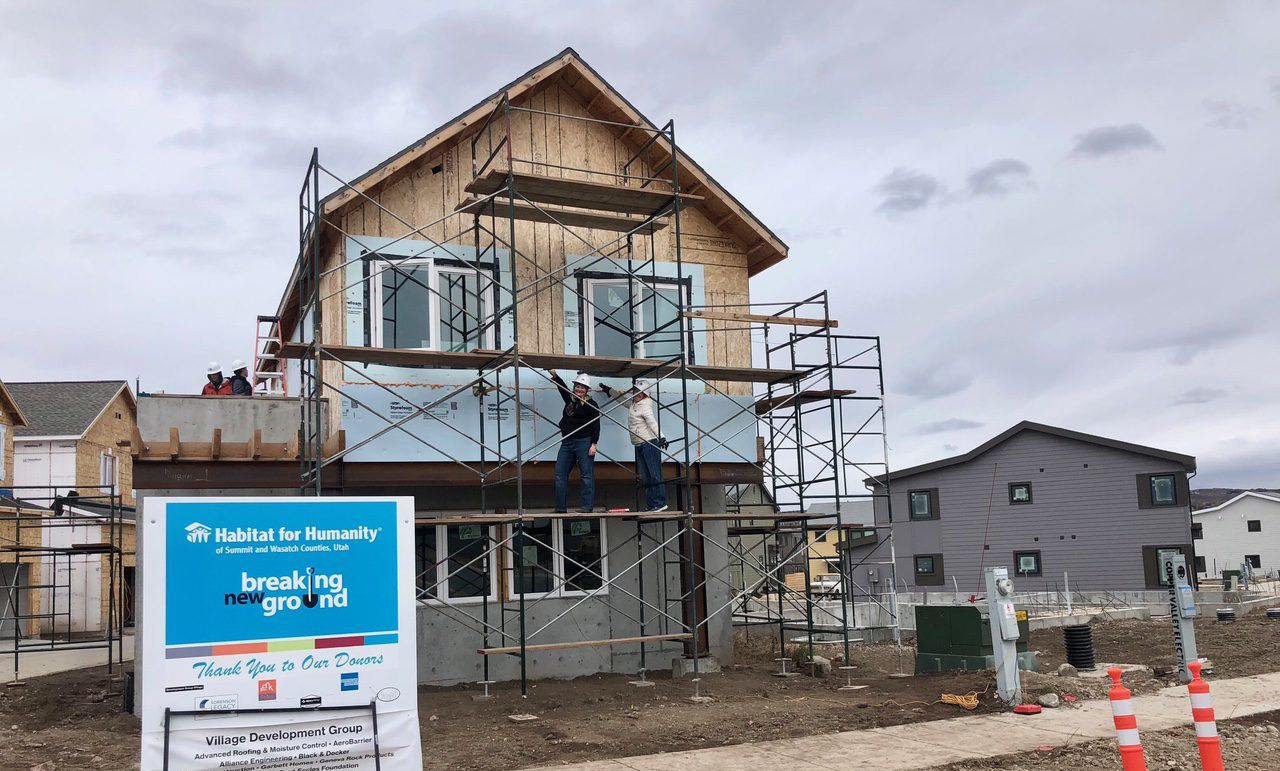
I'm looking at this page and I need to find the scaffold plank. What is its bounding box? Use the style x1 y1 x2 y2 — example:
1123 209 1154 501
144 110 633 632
456 196 669 233
465 169 704 216
479 632 691 656
278 343 801 384
752 389 857 415
685 310 839 329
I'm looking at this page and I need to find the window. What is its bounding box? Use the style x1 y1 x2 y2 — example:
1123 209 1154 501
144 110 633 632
841 528 877 549
1143 545 1188 588
415 523 497 603
583 277 689 361
907 489 938 521
1246 554 1262 569
913 553 944 586
99 452 119 489
507 518 609 597
1191 522 1203 540
1247 520 1262 533
1194 556 1206 573
1150 474 1177 505
1014 550 1042 577
370 255 493 351
1008 482 1032 505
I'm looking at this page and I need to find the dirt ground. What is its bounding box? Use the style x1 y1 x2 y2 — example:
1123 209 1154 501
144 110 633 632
3 611 1280 771
937 710 1280 771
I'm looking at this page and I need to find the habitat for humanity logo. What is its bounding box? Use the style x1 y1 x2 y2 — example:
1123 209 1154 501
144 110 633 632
226 567 349 617
185 522 212 543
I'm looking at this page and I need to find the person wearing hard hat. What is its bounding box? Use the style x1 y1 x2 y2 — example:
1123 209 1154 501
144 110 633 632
201 362 232 396
228 360 253 396
599 378 668 512
548 370 602 513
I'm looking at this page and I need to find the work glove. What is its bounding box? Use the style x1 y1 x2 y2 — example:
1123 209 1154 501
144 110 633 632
658 437 670 449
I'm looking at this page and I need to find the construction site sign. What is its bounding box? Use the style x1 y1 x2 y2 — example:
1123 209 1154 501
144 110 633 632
139 497 421 771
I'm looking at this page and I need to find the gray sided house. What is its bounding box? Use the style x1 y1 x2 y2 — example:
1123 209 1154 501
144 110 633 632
853 422 1196 593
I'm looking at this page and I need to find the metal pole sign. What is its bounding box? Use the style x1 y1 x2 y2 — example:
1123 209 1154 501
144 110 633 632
1161 550 1198 684
139 497 421 770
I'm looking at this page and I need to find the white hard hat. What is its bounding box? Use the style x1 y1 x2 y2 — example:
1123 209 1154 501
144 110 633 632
231 359 247 371
206 361 222 375
633 378 654 394
572 372 591 388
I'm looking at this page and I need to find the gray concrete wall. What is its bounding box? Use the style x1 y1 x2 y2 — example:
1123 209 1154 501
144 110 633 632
137 394 319 442
849 429 1192 592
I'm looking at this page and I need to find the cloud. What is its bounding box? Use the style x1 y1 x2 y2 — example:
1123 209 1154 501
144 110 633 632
1070 123 1162 158
966 158 1033 197
1174 388 1227 406
1120 321 1252 365
942 443 960 452
1203 99 1261 130
896 363 974 400
918 418 985 435
874 168 943 215
1272 77 1280 104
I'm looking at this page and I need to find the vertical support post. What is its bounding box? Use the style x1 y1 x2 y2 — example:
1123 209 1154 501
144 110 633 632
309 152 323 496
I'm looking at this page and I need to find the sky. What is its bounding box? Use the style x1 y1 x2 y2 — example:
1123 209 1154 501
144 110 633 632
2 1 1277 488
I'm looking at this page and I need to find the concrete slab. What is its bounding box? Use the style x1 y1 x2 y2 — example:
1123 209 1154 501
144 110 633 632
0 633 134 681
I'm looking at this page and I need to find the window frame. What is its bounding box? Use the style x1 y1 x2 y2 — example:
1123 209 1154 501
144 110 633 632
1013 550 1043 577
368 254 496 352
913 553 944 586
99 451 119 489
1247 520 1262 533
1194 555 1206 574
503 518 611 600
579 274 694 363
414 523 500 606
907 489 939 521
1246 554 1262 569
1008 482 1033 505
1191 522 1203 540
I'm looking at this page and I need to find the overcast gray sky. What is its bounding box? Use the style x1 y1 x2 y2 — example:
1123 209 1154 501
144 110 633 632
2 2 1276 487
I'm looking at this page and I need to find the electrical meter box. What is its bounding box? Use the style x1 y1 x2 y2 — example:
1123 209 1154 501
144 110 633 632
914 604 1038 674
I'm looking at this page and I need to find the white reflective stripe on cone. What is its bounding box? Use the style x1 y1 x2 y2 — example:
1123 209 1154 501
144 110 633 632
1189 693 1213 709
1116 728 1142 746
1195 722 1219 739
1111 699 1136 716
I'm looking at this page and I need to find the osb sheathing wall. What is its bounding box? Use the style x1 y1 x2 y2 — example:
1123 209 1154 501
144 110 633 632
74 390 135 505
0 407 13 486
317 74 753 402
0 511 44 637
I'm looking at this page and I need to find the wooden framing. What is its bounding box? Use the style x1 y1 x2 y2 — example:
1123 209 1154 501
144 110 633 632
684 310 839 329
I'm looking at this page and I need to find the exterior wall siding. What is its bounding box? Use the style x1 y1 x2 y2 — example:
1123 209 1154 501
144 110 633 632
1194 495 1280 578
860 430 1193 592
75 391 136 505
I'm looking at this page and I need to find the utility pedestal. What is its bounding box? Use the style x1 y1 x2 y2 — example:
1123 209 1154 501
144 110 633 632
985 566 1022 705
1161 551 1199 683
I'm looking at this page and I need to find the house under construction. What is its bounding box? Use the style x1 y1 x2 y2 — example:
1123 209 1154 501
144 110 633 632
132 48 898 693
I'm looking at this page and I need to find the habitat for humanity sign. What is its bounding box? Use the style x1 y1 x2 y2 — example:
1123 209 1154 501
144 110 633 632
140 497 421 771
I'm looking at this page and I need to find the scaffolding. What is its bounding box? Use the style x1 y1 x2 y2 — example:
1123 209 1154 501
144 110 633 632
0 485 128 684
287 94 897 694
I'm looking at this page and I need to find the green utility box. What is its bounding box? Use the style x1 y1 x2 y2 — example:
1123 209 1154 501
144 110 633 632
914 605 1037 674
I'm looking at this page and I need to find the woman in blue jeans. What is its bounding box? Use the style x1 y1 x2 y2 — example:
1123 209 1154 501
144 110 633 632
598 378 668 512
549 371 601 513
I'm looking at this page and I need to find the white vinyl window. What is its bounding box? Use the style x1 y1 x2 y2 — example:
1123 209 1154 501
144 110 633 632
370 256 493 352
0 424 6 481
415 524 499 604
505 518 609 599
99 451 119 489
583 278 686 361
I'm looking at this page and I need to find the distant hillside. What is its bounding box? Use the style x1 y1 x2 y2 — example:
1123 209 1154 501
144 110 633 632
1192 487 1280 511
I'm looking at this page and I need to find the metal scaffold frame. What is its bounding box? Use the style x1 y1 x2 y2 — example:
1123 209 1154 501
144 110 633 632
289 93 895 695
0 485 128 683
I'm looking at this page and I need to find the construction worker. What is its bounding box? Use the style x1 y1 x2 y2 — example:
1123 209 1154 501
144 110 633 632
228 360 253 396
201 362 232 396
599 378 668 512
548 370 601 513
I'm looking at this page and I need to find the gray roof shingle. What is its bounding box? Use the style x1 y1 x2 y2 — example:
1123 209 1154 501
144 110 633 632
8 381 129 438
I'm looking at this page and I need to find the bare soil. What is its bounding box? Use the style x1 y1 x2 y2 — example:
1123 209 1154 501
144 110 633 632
937 710 1280 771
3 612 1279 770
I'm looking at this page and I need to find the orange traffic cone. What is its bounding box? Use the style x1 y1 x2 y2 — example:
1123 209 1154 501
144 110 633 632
1186 661 1225 771
1108 667 1147 771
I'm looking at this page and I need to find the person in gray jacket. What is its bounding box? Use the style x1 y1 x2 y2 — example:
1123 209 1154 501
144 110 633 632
599 378 667 512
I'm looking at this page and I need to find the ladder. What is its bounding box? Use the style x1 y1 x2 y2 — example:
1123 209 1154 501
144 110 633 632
253 315 286 395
